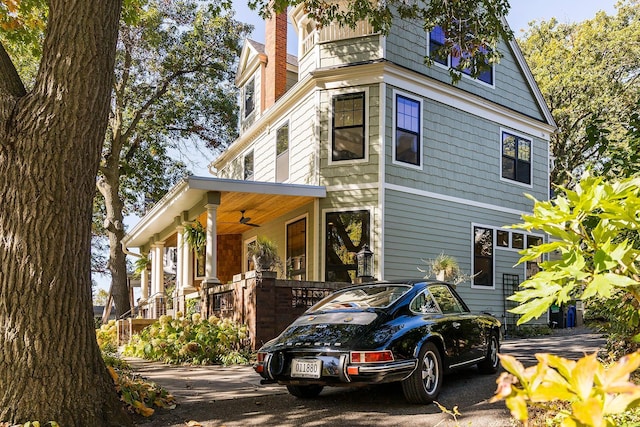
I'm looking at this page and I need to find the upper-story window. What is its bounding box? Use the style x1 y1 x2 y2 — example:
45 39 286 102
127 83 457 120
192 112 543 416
428 26 493 85
332 92 365 161
244 77 255 118
244 150 254 180
395 94 422 167
276 122 289 182
501 131 531 185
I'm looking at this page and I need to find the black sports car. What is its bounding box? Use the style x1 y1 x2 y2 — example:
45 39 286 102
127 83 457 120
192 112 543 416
254 280 501 403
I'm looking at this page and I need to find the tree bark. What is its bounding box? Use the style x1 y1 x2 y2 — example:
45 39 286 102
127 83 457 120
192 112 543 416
0 0 131 425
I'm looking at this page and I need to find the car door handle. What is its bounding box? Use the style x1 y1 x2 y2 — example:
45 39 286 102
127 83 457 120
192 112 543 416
452 322 460 329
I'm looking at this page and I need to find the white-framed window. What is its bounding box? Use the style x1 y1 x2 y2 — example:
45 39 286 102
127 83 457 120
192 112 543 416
393 91 423 168
243 77 255 118
276 121 289 182
243 150 254 181
286 215 307 280
245 237 257 272
428 25 494 86
472 225 494 289
324 209 371 283
330 91 366 162
476 225 546 288
501 130 532 186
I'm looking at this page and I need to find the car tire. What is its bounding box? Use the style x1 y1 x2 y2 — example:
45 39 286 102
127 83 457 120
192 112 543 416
401 341 443 404
286 384 324 398
477 332 500 374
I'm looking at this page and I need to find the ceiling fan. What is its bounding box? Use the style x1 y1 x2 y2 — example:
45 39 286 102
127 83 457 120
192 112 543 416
239 210 260 227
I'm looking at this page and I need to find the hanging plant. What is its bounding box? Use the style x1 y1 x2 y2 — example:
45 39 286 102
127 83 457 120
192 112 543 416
133 255 151 277
183 221 206 255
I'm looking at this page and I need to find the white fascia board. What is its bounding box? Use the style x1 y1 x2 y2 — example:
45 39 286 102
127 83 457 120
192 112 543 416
187 176 326 197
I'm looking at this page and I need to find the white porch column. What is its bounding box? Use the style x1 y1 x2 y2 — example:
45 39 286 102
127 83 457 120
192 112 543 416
204 202 220 285
154 242 165 295
181 225 193 290
175 225 185 313
140 259 149 300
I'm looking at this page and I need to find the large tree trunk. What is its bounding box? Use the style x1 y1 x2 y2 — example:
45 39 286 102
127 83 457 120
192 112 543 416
0 0 131 425
98 172 131 318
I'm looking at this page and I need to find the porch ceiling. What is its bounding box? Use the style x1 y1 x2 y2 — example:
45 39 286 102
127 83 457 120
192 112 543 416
124 176 326 248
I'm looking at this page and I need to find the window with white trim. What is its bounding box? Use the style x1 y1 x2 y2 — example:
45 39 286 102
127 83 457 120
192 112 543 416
428 26 493 85
332 92 365 161
276 122 289 182
395 94 421 166
243 77 255 118
473 226 494 287
243 150 254 181
286 217 306 280
502 131 532 185
325 210 370 283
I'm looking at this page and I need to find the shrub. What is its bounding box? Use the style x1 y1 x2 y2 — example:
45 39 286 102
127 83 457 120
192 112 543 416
96 319 118 353
122 314 251 365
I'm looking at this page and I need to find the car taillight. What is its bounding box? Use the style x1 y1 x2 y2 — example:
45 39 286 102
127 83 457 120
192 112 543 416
350 350 394 363
256 352 267 363
254 352 268 373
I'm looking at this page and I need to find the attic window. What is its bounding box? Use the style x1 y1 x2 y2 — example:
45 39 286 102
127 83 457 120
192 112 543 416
428 26 494 85
244 78 255 118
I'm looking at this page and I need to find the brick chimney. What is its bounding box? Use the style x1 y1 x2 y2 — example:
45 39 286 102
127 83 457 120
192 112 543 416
263 11 288 111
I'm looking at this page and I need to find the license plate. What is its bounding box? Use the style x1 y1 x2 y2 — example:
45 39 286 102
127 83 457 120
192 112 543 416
291 358 322 379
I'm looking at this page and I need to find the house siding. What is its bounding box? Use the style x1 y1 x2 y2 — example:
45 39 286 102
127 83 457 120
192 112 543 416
383 84 548 212
385 19 545 122
318 34 383 69
318 84 381 187
382 188 546 325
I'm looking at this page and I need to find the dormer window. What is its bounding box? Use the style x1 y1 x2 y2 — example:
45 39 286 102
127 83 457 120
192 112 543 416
244 77 255 118
428 26 493 85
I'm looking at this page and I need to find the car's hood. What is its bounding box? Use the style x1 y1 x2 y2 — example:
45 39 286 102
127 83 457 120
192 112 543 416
262 310 386 351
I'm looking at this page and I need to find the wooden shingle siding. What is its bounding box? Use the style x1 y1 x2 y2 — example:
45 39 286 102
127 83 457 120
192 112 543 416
384 85 548 212
318 84 380 186
318 35 382 68
382 188 531 317
385 20 545 122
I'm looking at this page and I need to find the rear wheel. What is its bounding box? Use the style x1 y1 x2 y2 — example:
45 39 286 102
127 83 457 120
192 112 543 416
477 333 500 374
402 342 443 404
286 384 324 398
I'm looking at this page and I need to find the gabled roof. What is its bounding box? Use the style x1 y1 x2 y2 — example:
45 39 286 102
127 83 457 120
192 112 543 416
502 17 556 129
235 38 298 86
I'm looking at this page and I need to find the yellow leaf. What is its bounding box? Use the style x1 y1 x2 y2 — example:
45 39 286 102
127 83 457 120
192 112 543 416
107 366 119 382
530 384 575 402
187 422 203 427
571 397 603 426
570 353 598 401
604 390 640 414
498 354 526 381
600 351 640 390
505 395 529 421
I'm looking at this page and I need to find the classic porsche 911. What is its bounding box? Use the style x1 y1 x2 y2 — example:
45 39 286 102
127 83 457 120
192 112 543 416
253 280 501 404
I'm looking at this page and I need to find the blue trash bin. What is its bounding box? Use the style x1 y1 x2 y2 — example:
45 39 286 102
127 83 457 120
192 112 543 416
567 305 576 328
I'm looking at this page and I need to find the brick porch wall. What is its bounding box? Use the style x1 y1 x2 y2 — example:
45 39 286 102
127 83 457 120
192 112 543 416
207 274 349 349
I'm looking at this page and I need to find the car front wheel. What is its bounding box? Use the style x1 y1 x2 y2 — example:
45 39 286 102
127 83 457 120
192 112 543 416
286 384 324 398
477 333 500 374
401 341 443 404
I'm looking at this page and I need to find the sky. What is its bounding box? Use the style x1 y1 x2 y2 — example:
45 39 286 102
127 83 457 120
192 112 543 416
93 0 620 295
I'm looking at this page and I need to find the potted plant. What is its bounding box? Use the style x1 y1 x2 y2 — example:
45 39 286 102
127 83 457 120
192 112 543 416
247 236 283 274
419 253 475 286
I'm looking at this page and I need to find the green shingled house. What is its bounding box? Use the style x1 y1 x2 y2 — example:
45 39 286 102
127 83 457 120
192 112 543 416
123 7 556 332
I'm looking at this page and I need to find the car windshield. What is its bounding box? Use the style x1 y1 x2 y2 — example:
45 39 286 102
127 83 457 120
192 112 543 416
309 284 412 311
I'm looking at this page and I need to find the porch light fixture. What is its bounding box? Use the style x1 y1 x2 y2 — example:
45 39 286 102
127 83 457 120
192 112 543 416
356 244 374 280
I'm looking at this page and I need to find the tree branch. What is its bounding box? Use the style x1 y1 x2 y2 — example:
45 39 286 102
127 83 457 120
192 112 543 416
0 42 27 98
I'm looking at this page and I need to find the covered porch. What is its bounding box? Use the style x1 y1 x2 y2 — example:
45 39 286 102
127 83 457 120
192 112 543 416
123 176 326 318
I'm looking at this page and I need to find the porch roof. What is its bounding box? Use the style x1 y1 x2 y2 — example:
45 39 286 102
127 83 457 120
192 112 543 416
124 176 326 248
